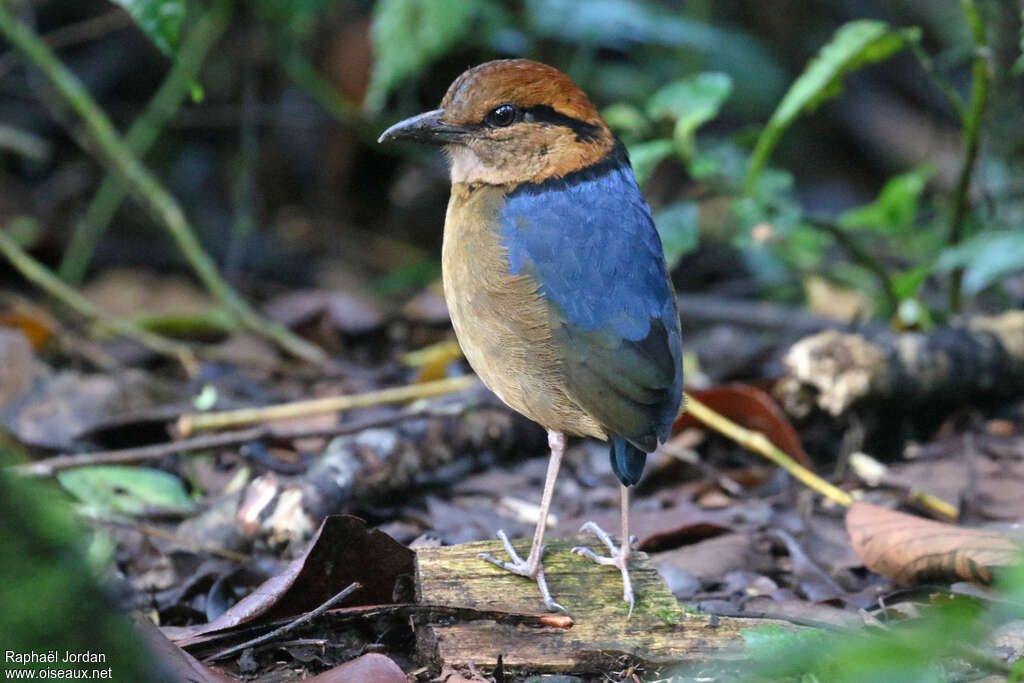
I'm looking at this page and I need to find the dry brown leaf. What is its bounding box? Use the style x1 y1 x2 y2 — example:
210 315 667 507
846 501 1020 585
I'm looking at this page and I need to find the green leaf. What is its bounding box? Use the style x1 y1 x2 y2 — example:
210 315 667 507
647 72 732 160
891 264 931 300
855 170 933 232
626 139 674 187
111 0 185 57
655 201 699 269
366 0 481 113
838 164 935 232
57 466 195 516
746 20 920 192
601 103 650 142
936 230 1024 295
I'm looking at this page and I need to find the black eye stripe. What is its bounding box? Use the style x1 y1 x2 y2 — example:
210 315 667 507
522 105 601 142
477 103 602 142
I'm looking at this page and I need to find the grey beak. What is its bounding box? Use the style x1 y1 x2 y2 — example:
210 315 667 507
377 109 469 145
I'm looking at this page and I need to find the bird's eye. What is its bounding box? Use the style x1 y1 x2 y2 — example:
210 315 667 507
485 104 518 128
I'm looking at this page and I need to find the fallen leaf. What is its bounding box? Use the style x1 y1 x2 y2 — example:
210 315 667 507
1 369 180 450
674 383 811 467
174 515 414 645
307 653 406 683
650 532 773 585
132 614 237 683
845 501 1020 585
0 327 33 410
0 301 54 350
264 289 385 335
57 466 196 516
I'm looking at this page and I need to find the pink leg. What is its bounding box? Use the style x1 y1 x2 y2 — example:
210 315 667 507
572 484 636 616
478 430 567 613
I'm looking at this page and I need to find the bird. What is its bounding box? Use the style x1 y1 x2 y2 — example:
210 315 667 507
379 59 682 615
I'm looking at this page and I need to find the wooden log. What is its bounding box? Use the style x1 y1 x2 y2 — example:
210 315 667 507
414 536 796 676
776 311 1024 417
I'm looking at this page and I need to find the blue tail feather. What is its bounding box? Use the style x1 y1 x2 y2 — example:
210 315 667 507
610 436 647 486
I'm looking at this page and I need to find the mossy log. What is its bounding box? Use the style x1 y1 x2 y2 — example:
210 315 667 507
414 536 795 676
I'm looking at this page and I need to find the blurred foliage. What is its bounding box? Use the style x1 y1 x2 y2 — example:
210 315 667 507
13 0 1024 320
0 449 163 679
111 0 185 56
697 561 1024 682
746 20 921 192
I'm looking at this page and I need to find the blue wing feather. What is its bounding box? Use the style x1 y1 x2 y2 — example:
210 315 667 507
498 145 682 473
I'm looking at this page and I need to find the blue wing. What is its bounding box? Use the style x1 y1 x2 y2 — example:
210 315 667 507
498 146 683 466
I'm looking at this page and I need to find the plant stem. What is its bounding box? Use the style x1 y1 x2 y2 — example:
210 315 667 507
683 392 852 507
948 0 989 314
807 216 900 311
0 227 198 375
176 375 477 435
57 0 232 285
0 3 326 364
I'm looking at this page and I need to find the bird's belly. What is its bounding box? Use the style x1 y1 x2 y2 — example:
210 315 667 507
442 189 603 439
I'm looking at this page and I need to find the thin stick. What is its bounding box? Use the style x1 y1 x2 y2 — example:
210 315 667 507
948 0 989 314
177 375 476 435
0 227 199 375
12 408 444 477
58 0 232 284
95 519 250 563
203 582 362 662
682 391 853 507
0 4 325 364
808 216 899 311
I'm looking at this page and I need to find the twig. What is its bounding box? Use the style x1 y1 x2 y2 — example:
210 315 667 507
907 41 966 122
674 293 837 332
0 4 326 365
11 407 446 477
95 519 250 563
948 0 989 314
0 227 199 375
0 122 51 162
203 582 362 662
807 215 899 311
682 391 853 507
177 375 477 435
0 8 133 80
58 0 232 285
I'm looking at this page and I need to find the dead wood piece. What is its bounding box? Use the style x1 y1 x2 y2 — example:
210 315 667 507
414 537 799 676
175 405 545 550
778 311 1024 416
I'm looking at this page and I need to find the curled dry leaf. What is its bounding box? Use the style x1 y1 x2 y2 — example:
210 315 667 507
173 515 413 646
306 653 406 683
845 501 1020 586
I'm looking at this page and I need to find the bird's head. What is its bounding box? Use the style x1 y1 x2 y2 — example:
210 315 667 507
378 59 615 186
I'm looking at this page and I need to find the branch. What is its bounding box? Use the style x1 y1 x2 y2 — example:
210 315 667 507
58 0 232 284
948 0 989 313
807 215 900 311
0 3 326 364
0 227 198 375
682 391 853 507
11 407 442 477
176 376 477 435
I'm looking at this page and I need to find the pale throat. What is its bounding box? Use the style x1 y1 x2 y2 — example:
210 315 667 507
446 145 511 185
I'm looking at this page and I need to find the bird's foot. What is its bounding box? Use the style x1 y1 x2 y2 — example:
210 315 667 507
478 530 567 613
571 521 635 616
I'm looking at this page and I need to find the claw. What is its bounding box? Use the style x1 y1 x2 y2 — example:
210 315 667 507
572 521 635 616
478 532 567 614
